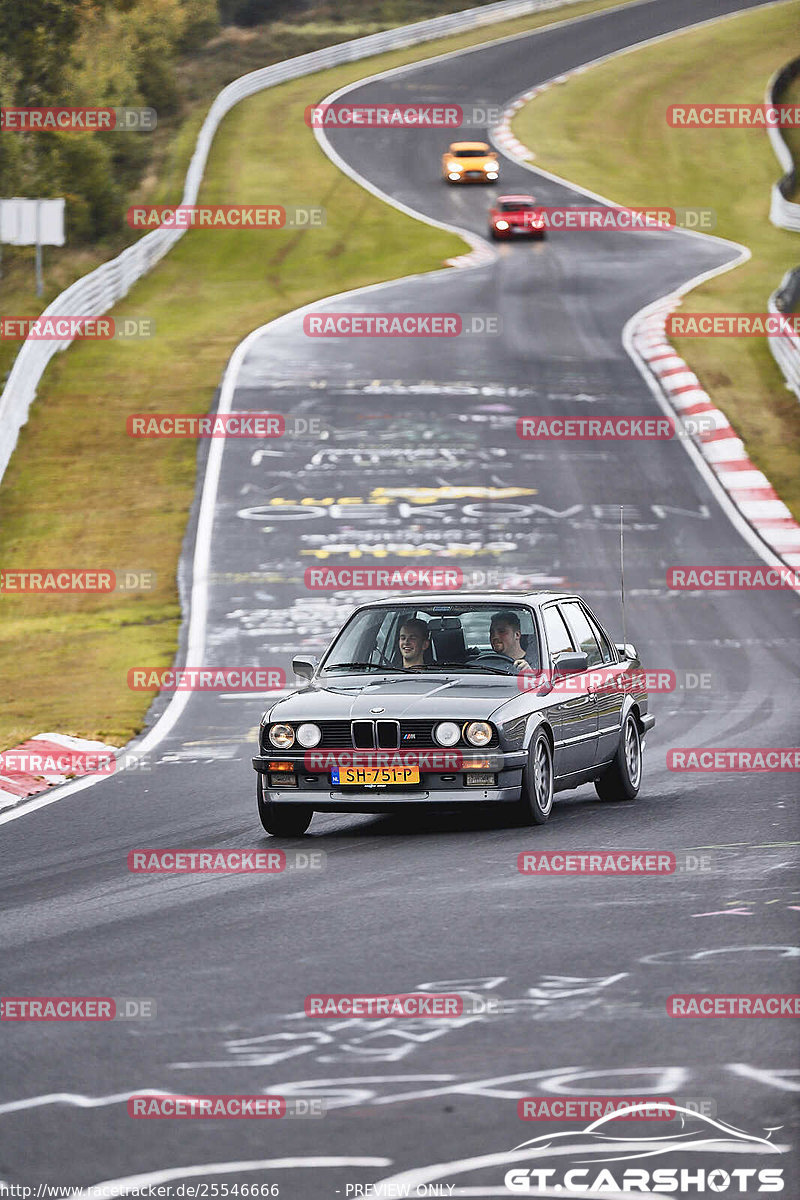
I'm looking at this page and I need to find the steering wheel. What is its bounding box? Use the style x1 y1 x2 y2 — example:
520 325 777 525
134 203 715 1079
372 646 397 669
469 651 516 672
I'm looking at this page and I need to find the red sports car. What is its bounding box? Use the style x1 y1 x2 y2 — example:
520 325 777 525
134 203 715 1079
489 194 546 240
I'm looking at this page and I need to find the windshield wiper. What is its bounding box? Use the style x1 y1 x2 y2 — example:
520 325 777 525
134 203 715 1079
421 661 510 676
323 661 386 673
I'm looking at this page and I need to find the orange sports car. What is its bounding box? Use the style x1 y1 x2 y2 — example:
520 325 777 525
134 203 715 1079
442 141 500 184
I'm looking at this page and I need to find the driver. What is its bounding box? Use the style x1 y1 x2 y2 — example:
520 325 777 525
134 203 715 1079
398 617 430 669
489 610 533 673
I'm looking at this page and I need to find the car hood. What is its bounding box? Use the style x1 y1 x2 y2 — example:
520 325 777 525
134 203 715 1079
495 209 537 223
452 155 494 166
268 673 517 720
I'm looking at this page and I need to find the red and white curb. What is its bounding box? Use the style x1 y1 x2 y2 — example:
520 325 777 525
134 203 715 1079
493 73 581 164
0 732 120 811
633 303 800 568
493 70 800 571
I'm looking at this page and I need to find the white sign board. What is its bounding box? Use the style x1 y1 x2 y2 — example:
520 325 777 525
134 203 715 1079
0 198 65 245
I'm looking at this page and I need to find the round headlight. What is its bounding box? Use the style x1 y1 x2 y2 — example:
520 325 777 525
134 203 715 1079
485 161 499 171
447 161 462 171
465 721 492 747
269 723 295 749
494 219 509 230
434 721 461 747
296 722 321 748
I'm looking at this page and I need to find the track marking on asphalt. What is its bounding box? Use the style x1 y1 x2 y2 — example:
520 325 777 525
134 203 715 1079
3 0 791 831
484 2 798 581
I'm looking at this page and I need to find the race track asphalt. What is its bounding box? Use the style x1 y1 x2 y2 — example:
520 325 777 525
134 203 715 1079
2 0 798 1194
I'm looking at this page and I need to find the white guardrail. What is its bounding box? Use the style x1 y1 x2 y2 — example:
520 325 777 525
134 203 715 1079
766 58 800 397
0 0 580 487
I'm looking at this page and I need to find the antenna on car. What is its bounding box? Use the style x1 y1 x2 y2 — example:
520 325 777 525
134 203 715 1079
619 505 628 651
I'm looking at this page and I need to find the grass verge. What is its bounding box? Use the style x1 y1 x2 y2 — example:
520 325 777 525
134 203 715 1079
0 0 641 749
512 1 800 521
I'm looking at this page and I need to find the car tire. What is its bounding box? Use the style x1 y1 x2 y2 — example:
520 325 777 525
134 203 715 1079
594 712 642 803
257 776 313 836
514 729 554 825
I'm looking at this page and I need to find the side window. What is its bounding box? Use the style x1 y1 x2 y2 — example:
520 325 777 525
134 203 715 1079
560 602 603 668
542 605 575 663
581 605 615 664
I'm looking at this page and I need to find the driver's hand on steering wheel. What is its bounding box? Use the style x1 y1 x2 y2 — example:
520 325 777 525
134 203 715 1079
513 657 533 673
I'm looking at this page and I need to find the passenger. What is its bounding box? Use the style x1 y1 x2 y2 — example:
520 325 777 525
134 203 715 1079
398 618 430 669
489 610 533 673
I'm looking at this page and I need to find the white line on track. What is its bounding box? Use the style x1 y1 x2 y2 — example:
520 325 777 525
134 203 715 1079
3 0 786 826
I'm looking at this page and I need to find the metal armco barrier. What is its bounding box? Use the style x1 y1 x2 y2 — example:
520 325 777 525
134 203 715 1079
769 269 800 397
0 0 576 487
765 57 800 397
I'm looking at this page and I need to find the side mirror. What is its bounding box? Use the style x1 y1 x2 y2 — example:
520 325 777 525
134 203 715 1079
292 655 319 681
615 643 638 662
554 652 588 675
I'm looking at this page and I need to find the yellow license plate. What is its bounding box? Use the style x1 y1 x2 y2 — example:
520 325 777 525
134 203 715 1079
334 766 420 787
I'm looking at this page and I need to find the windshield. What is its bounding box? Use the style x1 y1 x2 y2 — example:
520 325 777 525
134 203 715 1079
500 200 537 211
321 603 540 675
452 148 489 158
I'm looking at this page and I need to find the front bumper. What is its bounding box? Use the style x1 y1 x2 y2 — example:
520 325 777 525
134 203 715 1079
253 749 525 807
447 170 497 183
492 225 545 238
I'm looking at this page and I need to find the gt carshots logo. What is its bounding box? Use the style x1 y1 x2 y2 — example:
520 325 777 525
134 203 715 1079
503 1167 784 1191
501 1107 787 1193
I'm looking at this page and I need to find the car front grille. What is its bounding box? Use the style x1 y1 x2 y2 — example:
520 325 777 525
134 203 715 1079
312 719 499 749
314 720 353 747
